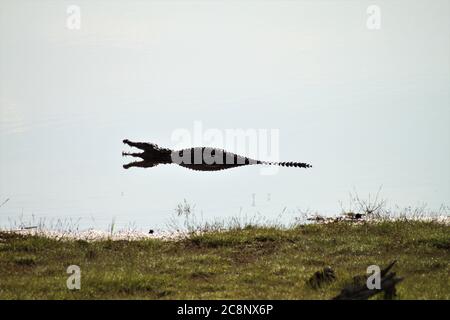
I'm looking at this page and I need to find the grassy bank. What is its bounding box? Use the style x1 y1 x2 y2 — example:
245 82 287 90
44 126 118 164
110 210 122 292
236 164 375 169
0 220 449 299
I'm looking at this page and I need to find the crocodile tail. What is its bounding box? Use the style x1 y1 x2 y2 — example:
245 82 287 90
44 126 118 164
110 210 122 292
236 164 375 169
258 160 312 168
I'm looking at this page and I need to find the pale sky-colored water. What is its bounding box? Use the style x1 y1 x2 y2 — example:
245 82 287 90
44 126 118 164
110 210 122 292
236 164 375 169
0 0 449 231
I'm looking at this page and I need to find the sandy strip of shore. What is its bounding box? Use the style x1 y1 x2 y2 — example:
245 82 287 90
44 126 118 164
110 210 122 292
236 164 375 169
2 216 448 241
1 228 190 241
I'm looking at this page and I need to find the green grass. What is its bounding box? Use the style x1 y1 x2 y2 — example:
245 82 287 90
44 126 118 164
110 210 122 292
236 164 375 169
0 220 449 299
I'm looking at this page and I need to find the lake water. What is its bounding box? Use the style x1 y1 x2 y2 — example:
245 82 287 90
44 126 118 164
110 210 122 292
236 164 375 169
1 0 449 231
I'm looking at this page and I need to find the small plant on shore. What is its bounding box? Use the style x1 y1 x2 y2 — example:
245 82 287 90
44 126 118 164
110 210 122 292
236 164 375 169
0 198 9 208
168 200 288 234
109 217 116 238
340 186 387 219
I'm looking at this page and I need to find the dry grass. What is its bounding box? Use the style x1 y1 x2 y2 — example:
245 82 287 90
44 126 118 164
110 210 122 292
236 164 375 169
0 220 448 299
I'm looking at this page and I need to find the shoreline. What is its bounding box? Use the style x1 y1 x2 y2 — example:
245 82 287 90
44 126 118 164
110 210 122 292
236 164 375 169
2 214 449 242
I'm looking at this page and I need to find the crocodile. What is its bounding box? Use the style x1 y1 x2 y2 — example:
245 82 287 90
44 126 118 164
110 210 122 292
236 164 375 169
122 139 312 171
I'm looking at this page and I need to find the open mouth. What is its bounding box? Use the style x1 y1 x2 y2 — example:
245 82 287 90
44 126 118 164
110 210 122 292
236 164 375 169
122 140 143 168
